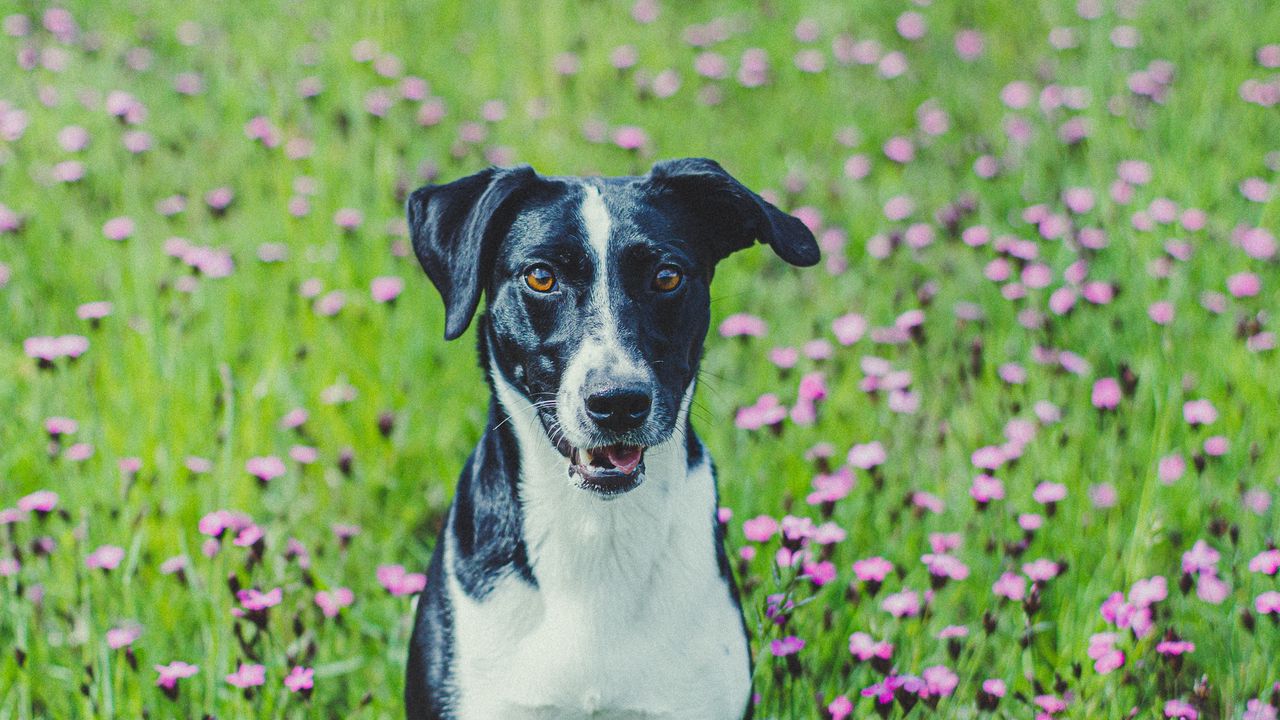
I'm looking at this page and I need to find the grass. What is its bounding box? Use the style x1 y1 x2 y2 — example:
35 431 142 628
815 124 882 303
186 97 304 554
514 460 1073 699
1 0 1279 718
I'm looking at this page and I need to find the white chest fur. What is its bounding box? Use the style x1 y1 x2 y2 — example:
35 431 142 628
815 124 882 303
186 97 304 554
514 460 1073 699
441 377 751 719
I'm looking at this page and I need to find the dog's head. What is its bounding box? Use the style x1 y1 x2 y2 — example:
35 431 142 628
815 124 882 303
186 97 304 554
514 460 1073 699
407 158 818 497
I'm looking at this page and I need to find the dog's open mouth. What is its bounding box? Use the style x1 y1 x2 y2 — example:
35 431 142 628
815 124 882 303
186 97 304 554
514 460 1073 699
545 427 646 497
570 444 646 496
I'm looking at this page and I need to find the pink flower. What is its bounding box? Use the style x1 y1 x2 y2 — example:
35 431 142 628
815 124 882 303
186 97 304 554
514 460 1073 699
24 335 89 361
921 665 958 697
236 587 283 611
735 394 787 430
770 635 805 656
768 347 798 369
1227 272 1261 298
742 515 778 542
377 564 427 596
198 509 253 538
225 663 266 688
912 491 944 514
1164 699 1199 719
827 695 853 720
245 456 286 481
847 441 885 469
830 313 866 345
922 553 969 581
970 474 1005 504
1023 559 1061 582
1156 640 1195 656
106 624 141 649
1158 454 1186 484
281 408 309 429
233 524 263 547
17 490 58 513
862 675 902 705
86 545 125 571
1148 301 1175 324
1248 549 1280 575
798 558 839 586
998 363 1028 383
1244 700 1277 720
1198 568 1228 602
1089 633 1125 674
315 587 355 618
1089 483 1118 508
315 290 346 316
896 11 926 40
1117 159 1152 185
334 208 363 229
719 313 766 338
1037 694 1069 714
290 445 318 464
883 136 914 164
1032 482 1067 504
848 632 893 661
371 276 404 303
284 665 314 693
806 470 854 506
1181 540 1220 574
1254 591 1280 614
796 372 827 403
1001 81 1034 109
929 533 962 553
1182 399 1218 425
982 678 1007 697
853 556 893 582
77 301 113 321
880 589 921 617
1203 436 1229 456
1129 576 1168 607
102 216 135 241
993 572 1026 601
971 445 1006 470
154 661 199 689
1091 377 1121 409
613 126 649 150
954 29 984 59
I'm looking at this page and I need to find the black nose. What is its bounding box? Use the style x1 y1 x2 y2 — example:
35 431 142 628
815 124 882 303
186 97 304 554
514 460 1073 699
585 387 652 432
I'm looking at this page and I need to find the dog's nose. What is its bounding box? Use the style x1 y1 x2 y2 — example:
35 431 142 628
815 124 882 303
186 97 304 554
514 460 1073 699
584 387 652 432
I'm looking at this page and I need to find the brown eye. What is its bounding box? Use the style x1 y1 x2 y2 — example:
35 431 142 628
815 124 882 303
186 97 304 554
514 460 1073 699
652 265 683 292
524 265 556 293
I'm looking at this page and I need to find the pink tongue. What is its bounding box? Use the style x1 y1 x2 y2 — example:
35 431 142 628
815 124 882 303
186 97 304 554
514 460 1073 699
605 445 643 474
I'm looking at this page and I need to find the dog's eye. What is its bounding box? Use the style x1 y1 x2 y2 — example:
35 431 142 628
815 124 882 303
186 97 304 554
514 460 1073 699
524 265 557 293
651 266 683 293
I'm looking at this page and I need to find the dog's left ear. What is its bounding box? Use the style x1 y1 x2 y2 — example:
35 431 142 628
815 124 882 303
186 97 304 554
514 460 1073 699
644 158 819 267
407 166 538 340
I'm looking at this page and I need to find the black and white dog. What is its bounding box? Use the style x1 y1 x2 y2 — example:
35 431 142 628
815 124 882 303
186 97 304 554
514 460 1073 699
403 158 818 720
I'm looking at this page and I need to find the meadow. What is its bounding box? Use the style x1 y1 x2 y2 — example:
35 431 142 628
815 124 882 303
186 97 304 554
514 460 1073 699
2 0 1280 717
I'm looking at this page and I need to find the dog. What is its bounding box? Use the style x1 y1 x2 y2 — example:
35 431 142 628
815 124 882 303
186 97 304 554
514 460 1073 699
403 158 818 720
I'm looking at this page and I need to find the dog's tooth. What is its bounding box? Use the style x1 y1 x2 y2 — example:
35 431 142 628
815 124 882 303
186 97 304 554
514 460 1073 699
581 447 593 465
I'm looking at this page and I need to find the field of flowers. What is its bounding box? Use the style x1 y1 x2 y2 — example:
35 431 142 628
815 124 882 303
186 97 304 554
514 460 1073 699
2 1 1279 718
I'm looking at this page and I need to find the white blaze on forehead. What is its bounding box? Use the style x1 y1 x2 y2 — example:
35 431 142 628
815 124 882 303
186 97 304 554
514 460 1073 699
580 184 612 261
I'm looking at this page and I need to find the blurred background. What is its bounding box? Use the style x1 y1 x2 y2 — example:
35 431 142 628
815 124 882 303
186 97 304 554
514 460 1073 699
2 1 1279 718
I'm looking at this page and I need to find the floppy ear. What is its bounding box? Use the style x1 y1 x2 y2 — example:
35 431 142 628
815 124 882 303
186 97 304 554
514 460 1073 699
406 165 538 340
644 158 820 267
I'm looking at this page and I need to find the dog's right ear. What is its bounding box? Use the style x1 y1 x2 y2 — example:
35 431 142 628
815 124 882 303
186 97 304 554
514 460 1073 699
407 166 538 340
